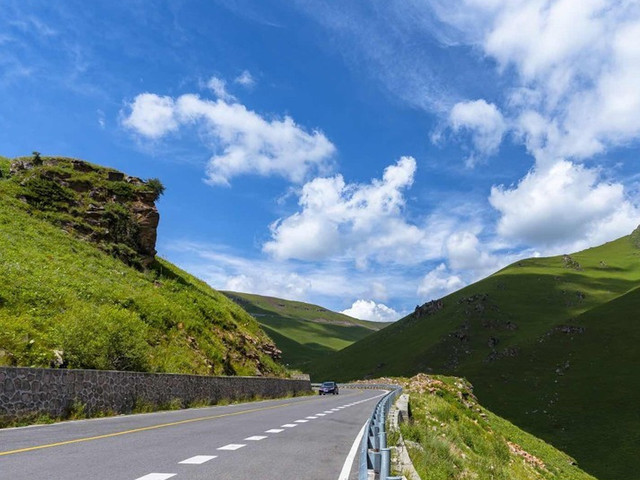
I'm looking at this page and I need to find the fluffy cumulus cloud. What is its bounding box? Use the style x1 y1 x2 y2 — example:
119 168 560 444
296 2 640 254
263 157 444 265
490 160 640 251
341 299 399 322
445 231 499 273
449 99 506 163
417 264 465 301
122 88 335 185
432 1 640 250
121 93 179 139
436 0 640 163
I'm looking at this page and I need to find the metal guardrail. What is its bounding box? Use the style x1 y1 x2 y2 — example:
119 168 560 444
344 384 402 480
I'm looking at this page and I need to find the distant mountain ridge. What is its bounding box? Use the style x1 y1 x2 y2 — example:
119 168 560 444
222 291 389 369
309 230 640 480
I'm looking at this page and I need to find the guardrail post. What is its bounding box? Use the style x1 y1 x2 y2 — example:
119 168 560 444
372 450 381 473
379 429 387 449
380 447 391 479
372 425 380 450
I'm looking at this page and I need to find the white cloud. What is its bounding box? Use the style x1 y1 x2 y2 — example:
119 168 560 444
434 1 640 163
417 263 465 301
207 76 235 101
445 231 499 273
122 91 335 185
341 299 399 322
121 93 178 139
263 157 446 265
164 240 420 313
490 160 640 251
235 70 255 87
449 99 506 163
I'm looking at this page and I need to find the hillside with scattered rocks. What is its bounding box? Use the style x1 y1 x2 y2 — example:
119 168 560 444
311 232 640 480
0 155 286 377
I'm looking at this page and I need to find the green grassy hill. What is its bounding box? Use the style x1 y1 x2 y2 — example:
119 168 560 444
0 156 285 377
388 374 596 480
222 291 389 369
310 234 640 480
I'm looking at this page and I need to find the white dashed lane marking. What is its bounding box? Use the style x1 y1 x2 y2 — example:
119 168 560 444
217 444 246 451
316 413 326 416
266 428 284 433
281 424 297 428
305 416 317 419
135 474 176 480
294 419 308 423
244 435 267 441
179 455 217 465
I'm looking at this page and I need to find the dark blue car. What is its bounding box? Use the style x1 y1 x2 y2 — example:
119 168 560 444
319 381 339 395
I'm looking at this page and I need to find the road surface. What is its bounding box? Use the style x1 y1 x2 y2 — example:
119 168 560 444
0 388 385 480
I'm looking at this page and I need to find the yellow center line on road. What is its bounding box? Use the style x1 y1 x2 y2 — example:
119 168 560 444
0 390 365 457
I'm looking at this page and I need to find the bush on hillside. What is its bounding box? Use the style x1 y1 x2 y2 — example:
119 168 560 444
56 305 150 371
146 178 165 201
22 177 76 210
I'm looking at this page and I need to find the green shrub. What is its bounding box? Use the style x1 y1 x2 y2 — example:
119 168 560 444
146 178 165 201
56 304 150 371
107 181 134 200
22 177 75 210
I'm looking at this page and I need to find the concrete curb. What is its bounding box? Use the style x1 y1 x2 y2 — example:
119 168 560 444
389 394 421 480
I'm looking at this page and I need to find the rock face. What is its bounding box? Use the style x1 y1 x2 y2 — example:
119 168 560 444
9 156 161 267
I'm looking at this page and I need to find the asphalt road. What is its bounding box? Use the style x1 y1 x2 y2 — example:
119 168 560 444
0 388 385 480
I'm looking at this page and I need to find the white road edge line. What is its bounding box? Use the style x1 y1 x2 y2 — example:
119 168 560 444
135 474 176 480
338 420 368 480
179 455 217 465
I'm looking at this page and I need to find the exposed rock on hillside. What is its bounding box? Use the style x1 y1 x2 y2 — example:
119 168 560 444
9 156 160 267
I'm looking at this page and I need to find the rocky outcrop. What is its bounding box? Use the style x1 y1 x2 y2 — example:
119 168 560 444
414 299 444 318
131 199 160 262
9 156 161 268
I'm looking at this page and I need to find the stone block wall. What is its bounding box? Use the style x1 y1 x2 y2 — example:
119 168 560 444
0 367 310 420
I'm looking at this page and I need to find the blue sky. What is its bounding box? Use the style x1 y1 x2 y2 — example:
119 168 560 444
2 1 640 321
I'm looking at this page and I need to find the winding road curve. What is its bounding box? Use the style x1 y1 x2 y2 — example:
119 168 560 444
0 388 385 480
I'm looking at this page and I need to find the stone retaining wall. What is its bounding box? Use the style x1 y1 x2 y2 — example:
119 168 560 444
0 367 310 420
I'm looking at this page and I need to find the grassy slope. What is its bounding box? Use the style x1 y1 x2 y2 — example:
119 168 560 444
393 374 596 480
0 159 285 377
222 291 389 369
311 236 640 479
